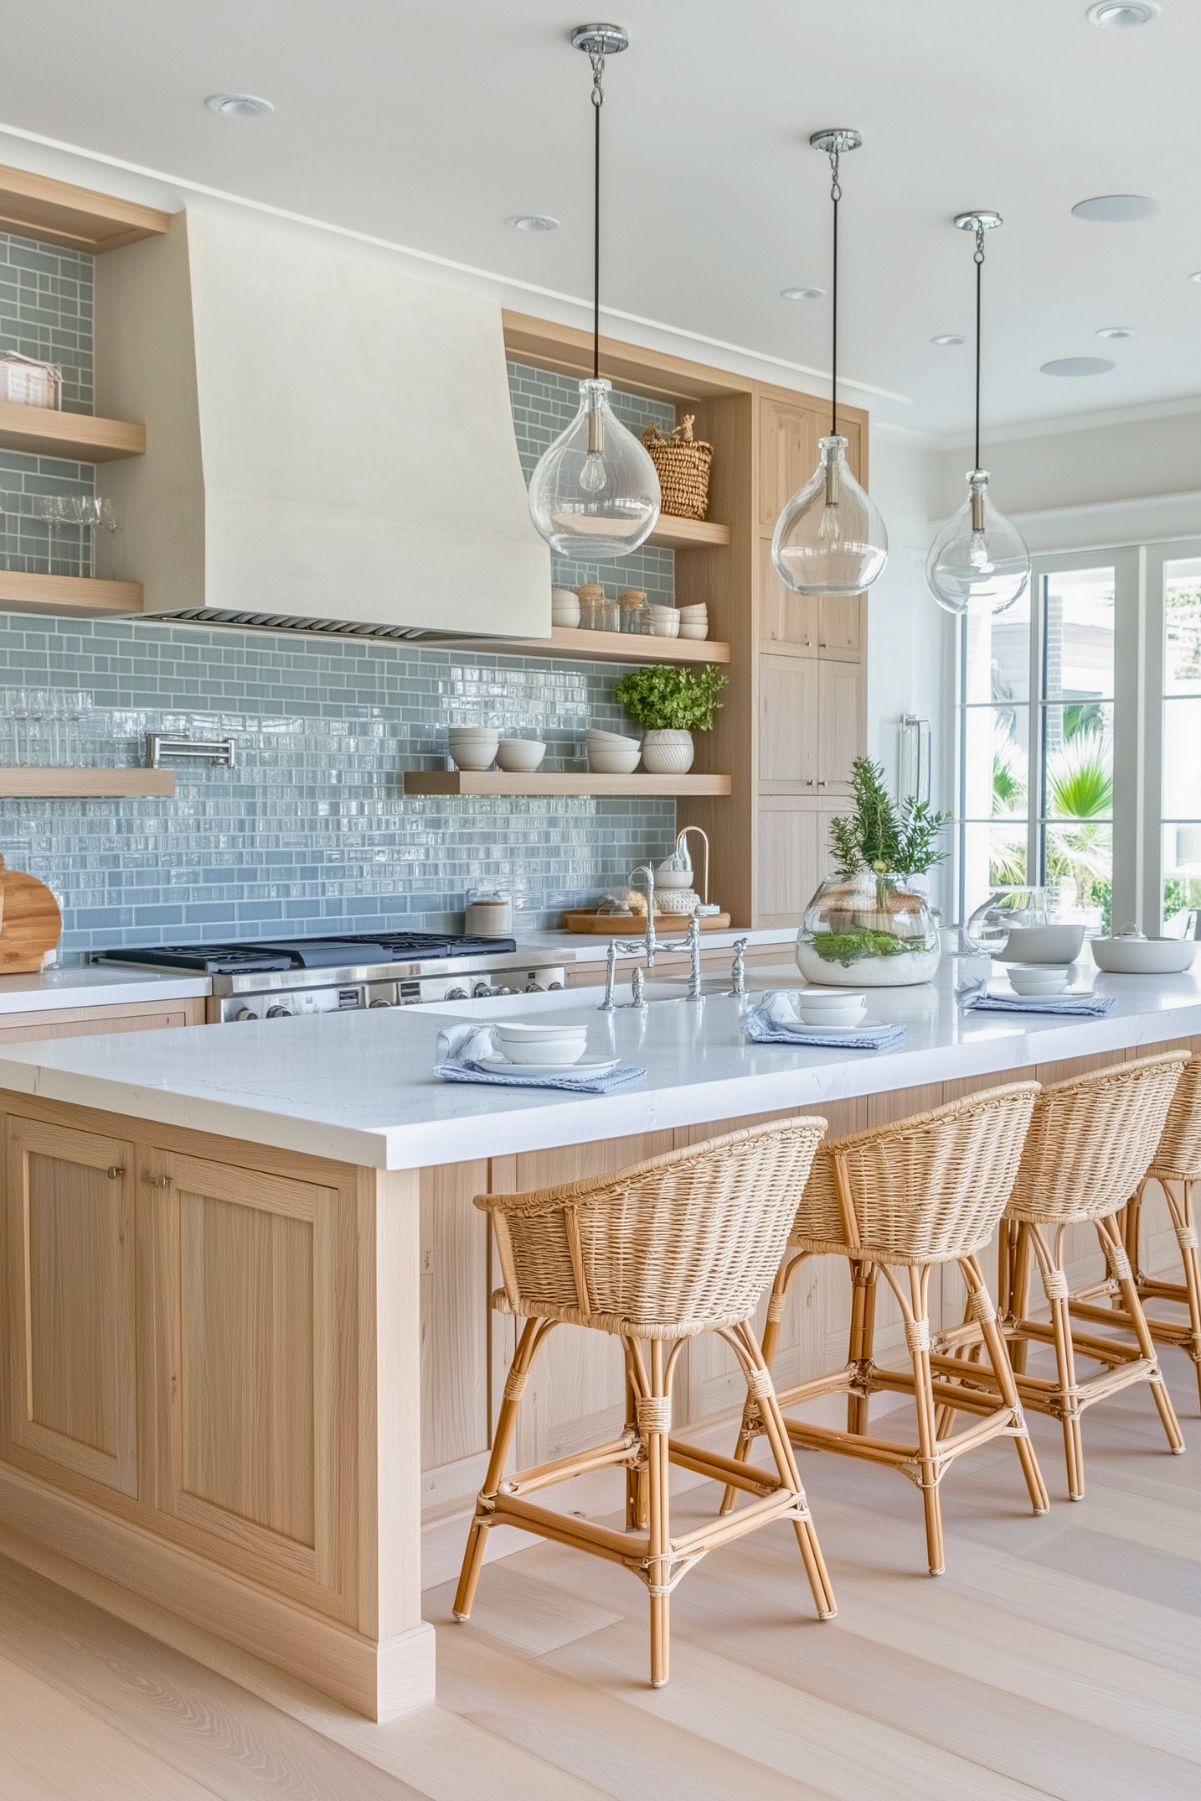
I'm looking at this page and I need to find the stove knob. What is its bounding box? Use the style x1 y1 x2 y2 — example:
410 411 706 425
369 998 393 1008
473 981 494 998
233 1007 257 1022
267 1005 293 1018
497 985 514 995
525 981 543 993
446 987 468 1001
548 981 564 991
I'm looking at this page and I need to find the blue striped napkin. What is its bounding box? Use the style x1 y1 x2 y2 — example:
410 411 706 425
433 1023 646 1094
742 992 906 1051
967 991 1116 1018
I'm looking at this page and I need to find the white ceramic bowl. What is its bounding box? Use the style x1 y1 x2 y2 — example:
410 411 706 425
999 923 1085 965
495 1021 587 1042
797 999 866 1028
1090 935 1198 975
678 623 710 640
500 1037 588 1067
655 869 694 890
496 738 546 772
448 731 498 771
585 727 640 747
588 749 641 774
1007 964 1070 996
645 608 680 639
678 603 708 619
797 987 867 1010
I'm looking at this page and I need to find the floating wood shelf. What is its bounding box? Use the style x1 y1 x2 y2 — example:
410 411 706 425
403 771 732 799
647 516 731 550
0 401 145 462
427 627 730 665
0 572 142 617
0 769 175 798
0 162 171 254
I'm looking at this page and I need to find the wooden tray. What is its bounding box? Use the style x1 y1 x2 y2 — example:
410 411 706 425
0 853 63 972
561 909 732 937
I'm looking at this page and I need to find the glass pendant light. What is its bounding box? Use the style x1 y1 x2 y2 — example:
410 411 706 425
927 213 1031 617
772 129 888 598
527 25 660 558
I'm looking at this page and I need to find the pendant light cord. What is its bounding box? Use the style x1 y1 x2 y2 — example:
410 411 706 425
974 223 984 473
589 49 605 382
828 149 841 438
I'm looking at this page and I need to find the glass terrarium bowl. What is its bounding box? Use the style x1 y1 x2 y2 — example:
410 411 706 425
796 869 941 988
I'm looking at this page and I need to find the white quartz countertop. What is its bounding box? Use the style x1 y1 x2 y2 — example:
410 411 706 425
517 926 796 964
0 962 1199 1171
0 966 212 1017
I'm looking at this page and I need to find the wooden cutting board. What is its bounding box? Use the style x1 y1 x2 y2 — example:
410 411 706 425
561 909 732 936
0 853 63 973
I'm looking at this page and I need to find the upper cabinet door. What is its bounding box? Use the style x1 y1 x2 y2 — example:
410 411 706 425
758 398 821 532
759 653 820 791
818 660 865 794
817 591 866 660
3 1114 138 1497
759 548 819 653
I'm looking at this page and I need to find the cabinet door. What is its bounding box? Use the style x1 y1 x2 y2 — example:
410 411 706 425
817 659 865 794
3 1114 137 1496
756 799 822 927
148 1149 353 1606
758 397 820 530
759 652 819 791
818 592 865 660
759 546 819 653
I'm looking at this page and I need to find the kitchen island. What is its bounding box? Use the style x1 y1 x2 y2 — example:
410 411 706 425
0 963 1198 1720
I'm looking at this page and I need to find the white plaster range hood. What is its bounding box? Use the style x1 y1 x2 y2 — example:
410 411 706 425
95 203 550 639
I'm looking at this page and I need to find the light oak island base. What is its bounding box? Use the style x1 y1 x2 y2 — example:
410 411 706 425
0 1036 1197 1725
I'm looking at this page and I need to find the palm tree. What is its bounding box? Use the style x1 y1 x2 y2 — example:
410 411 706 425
1044 729 1112 921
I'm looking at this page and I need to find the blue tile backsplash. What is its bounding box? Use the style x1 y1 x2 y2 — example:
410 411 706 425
0 234 678 958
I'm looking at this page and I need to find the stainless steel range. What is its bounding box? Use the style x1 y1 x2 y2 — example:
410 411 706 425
92 933 567 1024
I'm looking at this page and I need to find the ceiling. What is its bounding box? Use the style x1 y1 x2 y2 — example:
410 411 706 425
2 0 1200 437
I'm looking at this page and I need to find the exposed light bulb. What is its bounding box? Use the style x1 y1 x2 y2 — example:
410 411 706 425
772 436 889 597
927 470 1029 617
528 379 659 557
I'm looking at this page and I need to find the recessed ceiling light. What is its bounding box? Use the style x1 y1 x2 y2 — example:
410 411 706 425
205 93 274 118
930 333 965 346
1041 356 1117 377
505 214 560 232
780 286 825 301
1096 325 1135 339
1071 194 1159 222
1086 2 1159 26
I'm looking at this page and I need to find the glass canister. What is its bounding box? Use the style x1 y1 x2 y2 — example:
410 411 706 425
618 588 647 633
796 868 941 987
466 888 514 938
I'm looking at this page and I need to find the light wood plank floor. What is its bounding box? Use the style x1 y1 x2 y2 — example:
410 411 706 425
1 1359 1199 1799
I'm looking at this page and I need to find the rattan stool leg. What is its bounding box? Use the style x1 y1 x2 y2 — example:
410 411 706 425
645 1339 672 1689
847 1260 878 1435
721 1252 801 1516
731 1322 836 1619
961 1255 1049 1515
1171 1181 1201 1410
623 1346 649 1531
904 1267 945 1576
1096 1214 1185 1455
454 1317 551 1620
1006 1222 1035 1376
1029 1230 1086 1501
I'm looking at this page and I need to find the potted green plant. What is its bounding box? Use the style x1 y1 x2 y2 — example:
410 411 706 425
612 664 728 773
796 757 951 987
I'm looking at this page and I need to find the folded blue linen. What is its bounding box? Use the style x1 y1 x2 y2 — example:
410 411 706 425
967 992 1116 1018
742 992 906 1051
433 1022 646 1094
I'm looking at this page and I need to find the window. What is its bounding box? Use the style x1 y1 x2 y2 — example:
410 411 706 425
1155 551 1201 933
956 548 1142 931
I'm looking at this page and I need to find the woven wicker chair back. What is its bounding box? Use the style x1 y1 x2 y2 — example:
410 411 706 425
1007 1051 1189 1226
791 1082 1039 1264
477 1117 826 1337
1150 1052 1201 1181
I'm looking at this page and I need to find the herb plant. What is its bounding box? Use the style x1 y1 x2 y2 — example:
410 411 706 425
828 757 950 881
612 664 728 733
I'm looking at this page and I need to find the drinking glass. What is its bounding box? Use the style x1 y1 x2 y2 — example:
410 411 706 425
97 497 118 578
951 951 991 1014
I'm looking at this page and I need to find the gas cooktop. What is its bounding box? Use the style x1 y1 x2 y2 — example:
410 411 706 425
96 931 517 975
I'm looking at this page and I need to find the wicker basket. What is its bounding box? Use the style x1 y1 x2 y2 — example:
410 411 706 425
642 414 713 521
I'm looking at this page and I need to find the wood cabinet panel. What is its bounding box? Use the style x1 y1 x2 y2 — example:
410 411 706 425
0 998 205 1043
758 397 820 531
759 652 819 790
817 660 864 794
759 548 818 653
148 1148 353 1605
419 1159 493 1479
818 591 865 659
4 1115 137 1496
756 800 821 929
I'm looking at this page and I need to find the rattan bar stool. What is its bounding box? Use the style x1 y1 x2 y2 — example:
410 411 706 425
724 1083 1047 1577
453 1118 835 1689
1070 1053 1201 1412
940 1051 1189 1502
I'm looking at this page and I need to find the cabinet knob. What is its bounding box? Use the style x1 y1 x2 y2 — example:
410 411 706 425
145 1173 172 1189
105 1166 124 1180
804 778 815 788
817 779 828 788
818 641 828 649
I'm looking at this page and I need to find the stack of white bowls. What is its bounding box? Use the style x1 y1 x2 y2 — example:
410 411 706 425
1007 964 1071 997
496 737 546 772
449 727 499 771
585 727 641 774
678 603 709 641
551 587 581 628
796 987 867 1028
493 1021 588 1067
645 604 680 639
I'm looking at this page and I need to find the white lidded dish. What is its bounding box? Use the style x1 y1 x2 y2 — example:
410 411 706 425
1090 935 1198 974
997 923 1085 965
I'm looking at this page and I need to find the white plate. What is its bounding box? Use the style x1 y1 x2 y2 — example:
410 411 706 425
478 1053 622 1077
782 1020 882 1037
